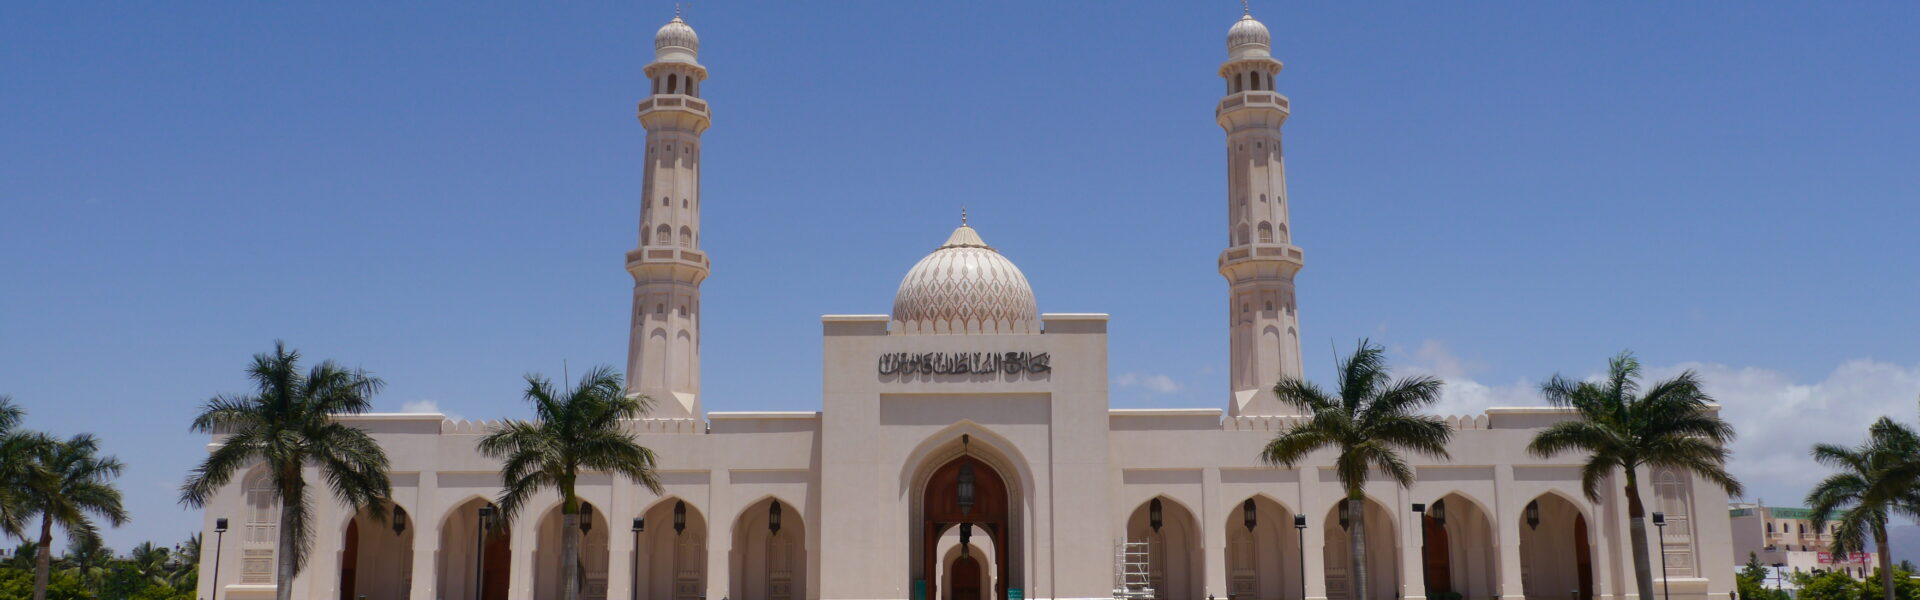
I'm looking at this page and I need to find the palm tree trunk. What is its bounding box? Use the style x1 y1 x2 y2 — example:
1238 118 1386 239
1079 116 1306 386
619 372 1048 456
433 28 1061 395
32 514 51 600
1624 473 1655 600
562 491 582 600
1875 522 1894 600
276 475 304 600
1350 496 1368 600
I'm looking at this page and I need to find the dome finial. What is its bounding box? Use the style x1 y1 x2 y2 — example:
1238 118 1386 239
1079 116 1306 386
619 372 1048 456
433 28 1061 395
961 207 969 227
1243 0 1251 16
674 3 682 19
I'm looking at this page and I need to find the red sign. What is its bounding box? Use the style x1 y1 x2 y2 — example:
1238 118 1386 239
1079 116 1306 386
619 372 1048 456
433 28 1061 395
1818 552 1871 565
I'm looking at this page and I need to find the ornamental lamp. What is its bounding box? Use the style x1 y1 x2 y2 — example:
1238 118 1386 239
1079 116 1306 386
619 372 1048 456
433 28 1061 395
769 501 782 534
1150 498 1164 533
1338 502 1350 531
957 463 977 515
1525 500 1540 530
581 504 594 533
674 500 687 535
1243 499 1257 532
960 522 973 556
1431 499 1447 527
393 507 409 535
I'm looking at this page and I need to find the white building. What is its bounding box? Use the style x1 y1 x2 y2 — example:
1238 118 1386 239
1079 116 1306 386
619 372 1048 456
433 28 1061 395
194 11 1736 600
1728 504 1875 581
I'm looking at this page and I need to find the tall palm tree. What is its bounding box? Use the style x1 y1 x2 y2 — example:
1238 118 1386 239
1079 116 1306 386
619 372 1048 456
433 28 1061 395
478 366 664 600
180 342 393 600
60 530 113 595
129 541 174 587
171 532 203 590
1527 352 1742 600
1260 340 1451 600
1806 416 1920 600
22 434 130 600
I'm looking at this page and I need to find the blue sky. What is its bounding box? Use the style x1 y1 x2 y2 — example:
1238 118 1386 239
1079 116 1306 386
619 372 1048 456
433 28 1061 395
3 2 1917 552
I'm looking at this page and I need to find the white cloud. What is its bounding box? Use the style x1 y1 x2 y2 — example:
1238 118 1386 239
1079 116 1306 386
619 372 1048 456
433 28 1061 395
400 399 456 419
1116 372 1183 394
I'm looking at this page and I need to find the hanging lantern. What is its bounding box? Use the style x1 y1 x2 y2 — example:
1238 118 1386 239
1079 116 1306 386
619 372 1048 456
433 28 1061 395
1525 500 1540 530
957 463 977 515
1243 499 1257 532
580 503 594 533
674 500 687 535
1338 501 1351 531
769 501 783 534
392 506 409 535
960 522 974 557
1150 498 1165 533
1431 499 1447 527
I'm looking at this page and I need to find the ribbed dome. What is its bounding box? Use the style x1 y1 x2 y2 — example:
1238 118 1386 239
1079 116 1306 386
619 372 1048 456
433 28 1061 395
654 16 699 61
1227 14 1272 59
892 225 1039 327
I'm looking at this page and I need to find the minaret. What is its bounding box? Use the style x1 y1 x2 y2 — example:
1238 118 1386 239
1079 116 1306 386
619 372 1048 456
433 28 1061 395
1217 10 1306 417
627 13 711 419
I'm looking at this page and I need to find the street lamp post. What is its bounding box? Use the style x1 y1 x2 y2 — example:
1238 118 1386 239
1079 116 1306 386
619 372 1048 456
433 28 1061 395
1653 512 1670 600
1772 563 1787 596
476 505 496 600
1294 514 1308 600
632 517 644 600
211 518 228 600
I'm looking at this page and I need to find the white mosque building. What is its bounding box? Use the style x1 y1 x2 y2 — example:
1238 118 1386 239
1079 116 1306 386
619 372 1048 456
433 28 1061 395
193 11 1735 600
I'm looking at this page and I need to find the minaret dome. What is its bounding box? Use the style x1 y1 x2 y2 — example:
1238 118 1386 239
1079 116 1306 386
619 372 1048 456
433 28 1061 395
1227 14 1271 59
655 16 700 63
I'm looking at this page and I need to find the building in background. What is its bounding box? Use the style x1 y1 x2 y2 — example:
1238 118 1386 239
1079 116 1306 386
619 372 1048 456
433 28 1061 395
1729 503 1876 581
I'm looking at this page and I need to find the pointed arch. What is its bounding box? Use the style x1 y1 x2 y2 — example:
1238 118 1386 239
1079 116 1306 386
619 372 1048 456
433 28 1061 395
1519 491 1595 600
634 496 708 600
1225 493 1303 600
731 495 808 600
1127 495 1204 600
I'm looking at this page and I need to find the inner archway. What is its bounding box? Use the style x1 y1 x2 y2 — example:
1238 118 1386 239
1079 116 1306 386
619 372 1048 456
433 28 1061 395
338 502 413 600
1225 496 1302 600
1419 494 1495 600
634 498 707 600
1126 497 1202 600
919 451 1011 600
437 497 511 600
730 497 807 600
1322 497 1398 600
1518 493 1593 600
535 501 611 600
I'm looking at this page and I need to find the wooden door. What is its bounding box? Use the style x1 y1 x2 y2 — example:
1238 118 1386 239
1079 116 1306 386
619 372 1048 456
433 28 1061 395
951 555 983 600
1422 515 1452 596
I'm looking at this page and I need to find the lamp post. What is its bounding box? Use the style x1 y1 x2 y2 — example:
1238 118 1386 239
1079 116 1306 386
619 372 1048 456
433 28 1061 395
641 511 656 600
1772 563 1786 595
211 518 228 600
1294 514 1308 600
1652 512 1670 600
476 504 495 600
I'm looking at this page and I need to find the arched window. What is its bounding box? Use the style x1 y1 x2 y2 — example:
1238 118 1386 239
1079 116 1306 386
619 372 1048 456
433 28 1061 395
241 469 279 584
1251 72 1261 90
1235 73 1246 93
682 199 688 208
679 226 692 247
657 225 672 245
667 74 678 94
1257 222 1273 243
1655 470 1696 576
1236 224 1250 246
662 197 670 206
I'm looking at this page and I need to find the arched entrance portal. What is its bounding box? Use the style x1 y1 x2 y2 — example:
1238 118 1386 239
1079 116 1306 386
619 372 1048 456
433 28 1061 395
1127 497 1203 600
730 497 808 600
1519 494 1593 600
1322 497 1398 600
922 453 1010 600
339 502 413 600
1418 494 1495 600
1225 496 1302 600
635 499 707 600
437 497 511 600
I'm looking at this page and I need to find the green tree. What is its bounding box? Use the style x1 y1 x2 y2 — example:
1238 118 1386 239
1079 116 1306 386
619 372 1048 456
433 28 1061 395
21 434 130 600
59 530 113 595
477 366 664 600
1806 416 1920 600
179 342 394 600
1737 552 1788 600
128 541 173 587
1259 340 1451 600
0 396 52 540
1526 352 1742 600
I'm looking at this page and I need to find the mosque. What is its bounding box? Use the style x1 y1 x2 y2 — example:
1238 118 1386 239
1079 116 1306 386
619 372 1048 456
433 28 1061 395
193 10 1735 600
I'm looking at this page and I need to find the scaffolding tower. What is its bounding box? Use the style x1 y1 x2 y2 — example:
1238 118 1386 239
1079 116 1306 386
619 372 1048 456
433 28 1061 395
1113 540 1155 600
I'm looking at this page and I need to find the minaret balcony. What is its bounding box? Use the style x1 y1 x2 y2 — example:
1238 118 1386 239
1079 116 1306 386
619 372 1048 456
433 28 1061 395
626 246 710 276
1216 92 1290 128
637 94 712 131
1218 242 1304 274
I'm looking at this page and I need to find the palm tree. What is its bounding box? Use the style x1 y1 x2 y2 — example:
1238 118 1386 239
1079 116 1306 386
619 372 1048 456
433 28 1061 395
170 532 203 590
1260 340 1451 600
180 342 393 600
1806 416 1920 600
22 434 130 600
478 365 664 600
60 530 113 595
129 541 174 587
0 396 51 539
1527 352 1742 600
